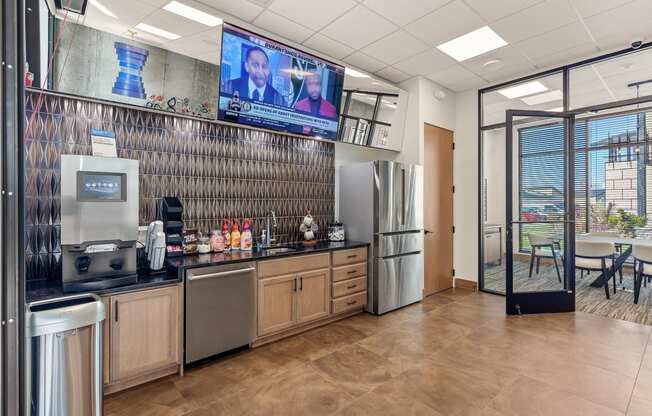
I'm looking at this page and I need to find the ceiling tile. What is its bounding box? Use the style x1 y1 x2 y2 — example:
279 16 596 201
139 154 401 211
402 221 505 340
167 28 222 56
585 0 652 49
461 45 535 82
141 9 209 37
302 33 354 60
426 65 487 92
491 0 577 44
375 66 411 83
405 0 484 46
268 0 356 31
253 10 315 43
199 0 264 22
362 0 449 26
361 30 429 65
570 0 635 18
139 0 170 7
93 0 158 27
344 51 386 73
464 0 544 22
515 23 593 61
392 49 456 76
320 5 398 49
529 42 599 70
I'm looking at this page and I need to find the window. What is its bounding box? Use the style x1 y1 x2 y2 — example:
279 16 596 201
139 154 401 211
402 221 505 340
338 90 397 147
518 112 648 251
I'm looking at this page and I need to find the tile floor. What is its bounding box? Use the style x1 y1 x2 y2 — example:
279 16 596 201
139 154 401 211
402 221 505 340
104 289 652 416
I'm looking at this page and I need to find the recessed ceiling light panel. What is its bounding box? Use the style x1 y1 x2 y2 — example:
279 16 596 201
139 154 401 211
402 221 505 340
436 26 507 62
163 1 223 27
345 67 370 78
498 81 548 99
89 0 116 18
521 90 563 105
135 23 181 40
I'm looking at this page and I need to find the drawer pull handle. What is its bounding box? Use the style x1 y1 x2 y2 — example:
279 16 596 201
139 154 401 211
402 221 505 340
347 270 357 274
347 254 357 258
346 300 357 305
346 284 357 289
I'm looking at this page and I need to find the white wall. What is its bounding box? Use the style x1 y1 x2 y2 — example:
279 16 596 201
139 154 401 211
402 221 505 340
397 77 456 165
453 90 479 283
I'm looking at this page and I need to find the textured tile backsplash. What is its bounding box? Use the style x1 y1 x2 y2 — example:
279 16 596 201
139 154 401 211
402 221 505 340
24 90 335 281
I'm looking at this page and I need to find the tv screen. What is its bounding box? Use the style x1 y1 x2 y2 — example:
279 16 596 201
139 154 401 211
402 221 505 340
218 23 345 139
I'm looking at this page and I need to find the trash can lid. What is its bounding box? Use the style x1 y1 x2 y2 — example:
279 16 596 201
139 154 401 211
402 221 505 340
26 293 105 337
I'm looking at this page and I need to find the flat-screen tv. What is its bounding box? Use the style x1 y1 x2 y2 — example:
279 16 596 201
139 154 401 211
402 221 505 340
218 23 345 139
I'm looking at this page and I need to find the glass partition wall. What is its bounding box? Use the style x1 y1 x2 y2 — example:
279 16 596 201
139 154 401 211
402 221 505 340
479 44 652 296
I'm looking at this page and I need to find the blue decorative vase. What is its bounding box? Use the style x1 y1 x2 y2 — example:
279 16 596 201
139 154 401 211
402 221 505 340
112 42 149 99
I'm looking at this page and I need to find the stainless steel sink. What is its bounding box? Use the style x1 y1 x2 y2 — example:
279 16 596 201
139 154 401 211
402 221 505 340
264 247 297 254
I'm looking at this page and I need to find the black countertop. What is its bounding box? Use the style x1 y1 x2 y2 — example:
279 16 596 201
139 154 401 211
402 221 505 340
166 240 369 271
26 240 369 303
26 272 182 303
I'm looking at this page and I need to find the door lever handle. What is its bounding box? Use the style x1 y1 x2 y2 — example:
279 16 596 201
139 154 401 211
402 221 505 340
424 230 433 234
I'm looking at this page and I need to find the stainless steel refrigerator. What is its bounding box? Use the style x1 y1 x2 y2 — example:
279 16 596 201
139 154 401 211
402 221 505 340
339 161 424 315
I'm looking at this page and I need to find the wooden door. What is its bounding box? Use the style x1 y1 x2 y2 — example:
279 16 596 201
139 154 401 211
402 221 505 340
424 124 454 295
257 274 297 336
297 268 330 324
110 286 179 383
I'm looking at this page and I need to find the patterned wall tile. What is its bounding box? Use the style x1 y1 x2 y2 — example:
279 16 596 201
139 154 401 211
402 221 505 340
25 91 335 281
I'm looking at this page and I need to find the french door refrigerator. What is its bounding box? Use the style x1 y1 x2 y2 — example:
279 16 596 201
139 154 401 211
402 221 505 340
339 161 424 315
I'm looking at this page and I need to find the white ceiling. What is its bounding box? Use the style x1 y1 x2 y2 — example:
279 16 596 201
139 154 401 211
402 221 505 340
74 0 652 93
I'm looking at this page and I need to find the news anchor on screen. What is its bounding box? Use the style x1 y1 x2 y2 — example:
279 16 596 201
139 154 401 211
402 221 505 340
294 70 337 118
223 46 286 106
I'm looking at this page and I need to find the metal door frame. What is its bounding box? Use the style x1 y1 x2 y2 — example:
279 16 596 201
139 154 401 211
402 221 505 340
505 109 576 315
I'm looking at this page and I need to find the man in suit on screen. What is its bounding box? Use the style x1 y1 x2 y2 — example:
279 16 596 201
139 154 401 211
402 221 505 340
293 69 337 118
224 46 286 106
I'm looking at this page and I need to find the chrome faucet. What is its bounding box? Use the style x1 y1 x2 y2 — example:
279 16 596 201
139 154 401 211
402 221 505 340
262 210 277 248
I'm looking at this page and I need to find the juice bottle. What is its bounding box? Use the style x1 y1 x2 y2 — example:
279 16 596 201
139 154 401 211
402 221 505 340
231 220 241 250
240 219 253 251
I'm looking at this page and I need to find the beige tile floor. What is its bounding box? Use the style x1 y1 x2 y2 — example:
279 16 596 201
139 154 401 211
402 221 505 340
104 289 652 416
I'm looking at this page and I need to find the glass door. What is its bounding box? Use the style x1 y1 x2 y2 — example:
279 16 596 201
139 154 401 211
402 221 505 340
506 110 576 314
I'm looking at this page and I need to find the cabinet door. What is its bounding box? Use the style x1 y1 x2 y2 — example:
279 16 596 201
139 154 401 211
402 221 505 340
297 268 330 324
110 286 179 383
258 274 297 336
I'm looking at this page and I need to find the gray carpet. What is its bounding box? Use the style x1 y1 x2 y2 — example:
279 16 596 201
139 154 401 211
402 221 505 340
484 259 652 325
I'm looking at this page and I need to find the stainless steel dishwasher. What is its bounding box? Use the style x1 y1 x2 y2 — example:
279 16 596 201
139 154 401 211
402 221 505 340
185 262 256 364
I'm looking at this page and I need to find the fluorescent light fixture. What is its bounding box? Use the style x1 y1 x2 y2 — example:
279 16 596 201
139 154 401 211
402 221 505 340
498 81 548 99
437 26 507 62
521 90 563 106
345 67 370 78
135 23 181 40
163 1 222 27
89 0 116 18
547 107 564 112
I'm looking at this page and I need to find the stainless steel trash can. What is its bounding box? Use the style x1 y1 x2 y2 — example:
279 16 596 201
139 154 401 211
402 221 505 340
26 294 105 416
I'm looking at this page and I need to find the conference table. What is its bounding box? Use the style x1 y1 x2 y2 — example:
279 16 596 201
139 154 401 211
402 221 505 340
575 234 652 303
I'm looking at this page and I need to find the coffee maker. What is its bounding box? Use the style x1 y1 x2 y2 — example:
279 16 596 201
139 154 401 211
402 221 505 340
60 155 139 291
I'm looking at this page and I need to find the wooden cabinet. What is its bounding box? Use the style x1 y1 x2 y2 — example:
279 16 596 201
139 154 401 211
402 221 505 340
297 268 330 324
258 274 297 336
333 247 367 267
257 256 331 338
331 248 368 314
104 285 180 393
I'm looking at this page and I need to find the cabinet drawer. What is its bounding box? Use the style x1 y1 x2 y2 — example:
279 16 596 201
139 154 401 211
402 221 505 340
332 247 367 266
258 253 330 278
332 276 366 298
332 262 367 282
332 292 366 314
